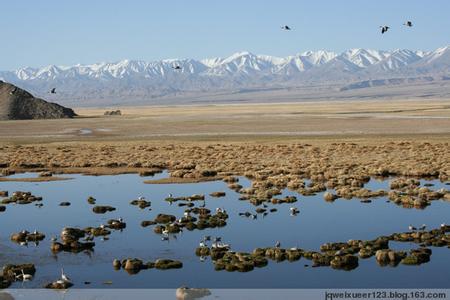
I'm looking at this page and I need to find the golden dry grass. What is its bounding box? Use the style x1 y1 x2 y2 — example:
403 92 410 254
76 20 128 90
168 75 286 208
0 100 448 194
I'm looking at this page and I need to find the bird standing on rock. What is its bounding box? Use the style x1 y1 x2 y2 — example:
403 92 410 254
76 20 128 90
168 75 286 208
275 241 281 248
61 268 71 282
408 225 417 231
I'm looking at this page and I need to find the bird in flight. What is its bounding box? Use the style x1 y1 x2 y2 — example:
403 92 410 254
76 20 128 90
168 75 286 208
50 88 56 94
380 26 390 34
403 21 413 27
173 66 182 70
281 25 291 31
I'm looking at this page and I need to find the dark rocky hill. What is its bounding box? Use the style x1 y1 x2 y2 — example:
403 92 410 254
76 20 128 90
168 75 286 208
0 81 76 120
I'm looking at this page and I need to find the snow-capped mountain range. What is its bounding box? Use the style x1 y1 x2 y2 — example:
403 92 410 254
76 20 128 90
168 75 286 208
1 46 449 105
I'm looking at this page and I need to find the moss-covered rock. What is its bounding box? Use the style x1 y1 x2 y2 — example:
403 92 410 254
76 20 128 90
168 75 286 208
154 259 183 270
92 205 116 214
154 214 176 224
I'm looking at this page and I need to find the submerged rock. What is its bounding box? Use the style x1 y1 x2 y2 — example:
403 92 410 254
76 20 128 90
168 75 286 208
92 205 116 214
209 191 226 197
154 214 176 224
155 259 183 270
141 220 157 227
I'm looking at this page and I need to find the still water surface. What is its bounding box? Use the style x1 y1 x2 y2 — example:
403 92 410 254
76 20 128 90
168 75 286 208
0 172 449 288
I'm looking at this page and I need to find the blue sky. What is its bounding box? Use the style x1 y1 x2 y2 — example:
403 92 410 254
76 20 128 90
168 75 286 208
1 0 449 70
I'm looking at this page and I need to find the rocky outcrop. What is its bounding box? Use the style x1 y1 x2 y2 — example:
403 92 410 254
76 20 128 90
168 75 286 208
0 81 76 120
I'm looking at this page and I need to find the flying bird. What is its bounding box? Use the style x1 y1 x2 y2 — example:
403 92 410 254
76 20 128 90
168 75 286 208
173 66 182 70
404 21 413 27
50 88 56 94
281 25 292 31
380 26 390 34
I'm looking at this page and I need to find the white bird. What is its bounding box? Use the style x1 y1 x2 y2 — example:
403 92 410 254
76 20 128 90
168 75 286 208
162 228 169 235
168 193 173 198
275 241 281 248
21 269 33 281
419 224 427 231
118 217 123 222
14 272 23 281
61 268 71 282
199 241 207 247
51 236 57 242
441 223 446 228
290 207 299 214
184 211 190 217
408 225 417 231
33 229 38 235
138 196 146 201
99 224 105 229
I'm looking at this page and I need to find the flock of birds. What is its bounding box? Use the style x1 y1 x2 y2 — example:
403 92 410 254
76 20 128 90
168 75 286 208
409 223 446 232
168 21 414 71
279 22 413 34
4 21 415 92
380 21 413 34
14 268 70 285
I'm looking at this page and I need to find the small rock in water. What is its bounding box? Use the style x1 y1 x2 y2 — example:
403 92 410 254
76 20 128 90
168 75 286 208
176 287 211 300
45 280 73 289
209 191 226 198
87 196 96 205
92 205 116 214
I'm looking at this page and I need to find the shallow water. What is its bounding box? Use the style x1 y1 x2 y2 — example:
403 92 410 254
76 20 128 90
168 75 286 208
0 173 449 288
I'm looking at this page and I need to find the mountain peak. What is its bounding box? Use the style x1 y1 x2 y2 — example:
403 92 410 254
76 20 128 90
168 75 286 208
0 45 448 104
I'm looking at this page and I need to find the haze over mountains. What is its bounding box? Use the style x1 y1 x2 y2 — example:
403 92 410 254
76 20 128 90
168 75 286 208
1 45 449 106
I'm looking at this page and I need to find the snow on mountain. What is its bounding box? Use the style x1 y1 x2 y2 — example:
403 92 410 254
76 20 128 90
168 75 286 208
0 46 449 104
